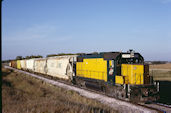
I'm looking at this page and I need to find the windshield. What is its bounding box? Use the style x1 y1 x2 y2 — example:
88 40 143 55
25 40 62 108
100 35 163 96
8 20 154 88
121 58 143 64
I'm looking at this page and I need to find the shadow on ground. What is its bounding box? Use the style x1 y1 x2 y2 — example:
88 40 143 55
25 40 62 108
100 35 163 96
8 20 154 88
157 81 171 105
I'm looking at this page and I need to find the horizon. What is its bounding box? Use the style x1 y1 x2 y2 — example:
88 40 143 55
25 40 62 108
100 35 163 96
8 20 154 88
2 51 171 62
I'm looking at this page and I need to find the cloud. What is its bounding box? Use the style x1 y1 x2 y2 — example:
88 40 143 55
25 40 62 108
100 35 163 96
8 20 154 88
2 23 74 60
16 24 58 40
3 23 72 43
160 0 171 3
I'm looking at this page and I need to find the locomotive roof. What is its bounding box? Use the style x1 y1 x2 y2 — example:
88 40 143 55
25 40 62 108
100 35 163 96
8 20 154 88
78 51 143 60
47 55 78 59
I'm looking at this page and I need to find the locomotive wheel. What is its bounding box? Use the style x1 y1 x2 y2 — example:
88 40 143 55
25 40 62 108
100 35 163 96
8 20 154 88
130 88 141 102
101 86 106 93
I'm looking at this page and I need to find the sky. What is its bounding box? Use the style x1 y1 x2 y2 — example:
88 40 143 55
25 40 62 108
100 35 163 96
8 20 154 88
2 0 171 61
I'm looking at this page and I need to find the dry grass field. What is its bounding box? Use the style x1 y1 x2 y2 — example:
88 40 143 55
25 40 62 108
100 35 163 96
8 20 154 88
150 63 171 70
149 63 171 81
2 67 117 113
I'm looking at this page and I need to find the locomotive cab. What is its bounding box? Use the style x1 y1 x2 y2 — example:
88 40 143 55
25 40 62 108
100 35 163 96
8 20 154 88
115 50 150 85
113 50 159 101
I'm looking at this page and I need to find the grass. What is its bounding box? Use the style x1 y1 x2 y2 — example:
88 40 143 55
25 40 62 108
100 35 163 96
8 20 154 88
149 63 171 81
150 63 171 69
2 67 117 113
149 70 171 81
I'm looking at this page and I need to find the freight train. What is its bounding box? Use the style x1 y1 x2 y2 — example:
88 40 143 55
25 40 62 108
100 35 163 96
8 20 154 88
9 50 159 102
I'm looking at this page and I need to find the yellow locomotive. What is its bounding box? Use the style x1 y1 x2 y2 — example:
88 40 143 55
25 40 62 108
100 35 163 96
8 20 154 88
75 50 158 102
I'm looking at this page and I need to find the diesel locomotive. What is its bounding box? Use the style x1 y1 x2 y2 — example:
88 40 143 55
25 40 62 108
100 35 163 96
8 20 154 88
75 50 159 102
9 50 159 102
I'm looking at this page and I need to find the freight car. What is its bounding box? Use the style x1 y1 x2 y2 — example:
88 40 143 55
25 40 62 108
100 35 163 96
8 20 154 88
46 56 77 80
20 59 27 70
16 60 21 69
9 50 159 102
26 59 35 71
11 60 17 68
11 55 77 80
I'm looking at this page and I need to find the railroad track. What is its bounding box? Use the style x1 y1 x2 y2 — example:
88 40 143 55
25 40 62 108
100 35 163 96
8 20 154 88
4 66 171 113
141 102 171 113
156 103 171 108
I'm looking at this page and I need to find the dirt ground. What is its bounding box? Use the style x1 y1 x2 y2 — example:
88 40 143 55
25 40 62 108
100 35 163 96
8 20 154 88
2 67 117 113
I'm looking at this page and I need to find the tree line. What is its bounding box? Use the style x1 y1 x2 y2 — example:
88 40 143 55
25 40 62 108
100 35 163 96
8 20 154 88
15 52 98 60
15 55 43 60
2 52 99 63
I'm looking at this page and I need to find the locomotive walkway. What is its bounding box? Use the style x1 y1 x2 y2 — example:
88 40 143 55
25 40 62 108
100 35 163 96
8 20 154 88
5 66 168 113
